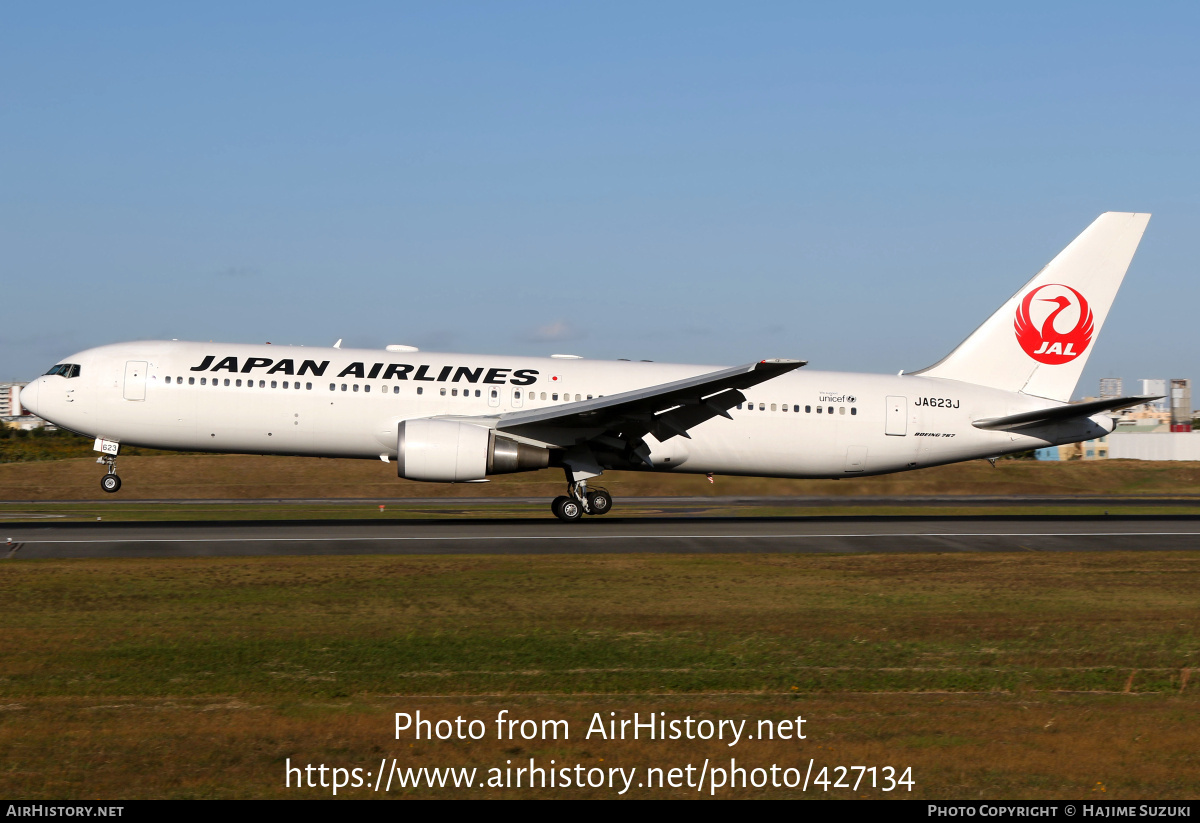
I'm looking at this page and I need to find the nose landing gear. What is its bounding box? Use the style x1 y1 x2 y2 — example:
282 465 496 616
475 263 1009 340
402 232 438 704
98 455 122 494
551 481 612 522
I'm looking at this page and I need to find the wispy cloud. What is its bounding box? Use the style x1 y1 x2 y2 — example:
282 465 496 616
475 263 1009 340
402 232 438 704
520 321 586 343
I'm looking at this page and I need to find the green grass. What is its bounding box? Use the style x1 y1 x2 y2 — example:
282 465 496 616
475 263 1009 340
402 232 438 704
2 552 1198 798
4 553 1198 698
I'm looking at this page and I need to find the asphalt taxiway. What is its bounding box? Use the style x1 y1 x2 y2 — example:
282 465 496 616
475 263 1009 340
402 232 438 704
4 510 1200 559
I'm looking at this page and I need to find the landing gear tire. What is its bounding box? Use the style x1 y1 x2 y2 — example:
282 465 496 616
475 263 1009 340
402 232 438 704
555 497 583 522
551 495 571 519
100 474 122 494
586 490 612 515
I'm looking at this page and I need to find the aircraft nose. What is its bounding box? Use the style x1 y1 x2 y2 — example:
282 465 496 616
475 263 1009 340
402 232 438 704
19 380 39 415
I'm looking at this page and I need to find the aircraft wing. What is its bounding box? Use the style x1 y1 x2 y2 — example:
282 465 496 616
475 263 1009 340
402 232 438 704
494 359 805 448
972 395 1161 432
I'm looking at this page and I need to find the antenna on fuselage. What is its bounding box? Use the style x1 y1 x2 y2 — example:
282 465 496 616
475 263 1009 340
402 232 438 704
333 339 342 349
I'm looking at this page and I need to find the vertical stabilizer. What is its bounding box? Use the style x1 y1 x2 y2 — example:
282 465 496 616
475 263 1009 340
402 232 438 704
912 212 1150 402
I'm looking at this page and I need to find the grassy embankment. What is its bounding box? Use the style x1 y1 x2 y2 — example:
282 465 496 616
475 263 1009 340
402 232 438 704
1 552 1197 798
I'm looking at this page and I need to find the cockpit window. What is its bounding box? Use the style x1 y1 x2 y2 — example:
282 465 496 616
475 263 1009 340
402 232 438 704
44 364 81 378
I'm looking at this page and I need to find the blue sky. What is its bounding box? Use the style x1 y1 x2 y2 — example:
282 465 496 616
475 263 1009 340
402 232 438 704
2 3 1197 397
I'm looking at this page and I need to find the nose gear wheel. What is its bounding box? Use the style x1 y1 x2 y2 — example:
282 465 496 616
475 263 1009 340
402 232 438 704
98 454 122 494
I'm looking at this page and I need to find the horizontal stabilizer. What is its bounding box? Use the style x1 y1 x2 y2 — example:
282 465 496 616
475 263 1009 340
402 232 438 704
972 395 1161 432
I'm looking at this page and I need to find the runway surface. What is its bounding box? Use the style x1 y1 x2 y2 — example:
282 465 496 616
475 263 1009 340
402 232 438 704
5 512 1200 558
6 494 1200 507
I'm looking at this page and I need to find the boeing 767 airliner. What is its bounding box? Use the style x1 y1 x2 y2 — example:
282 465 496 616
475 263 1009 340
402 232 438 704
21 212 1154 520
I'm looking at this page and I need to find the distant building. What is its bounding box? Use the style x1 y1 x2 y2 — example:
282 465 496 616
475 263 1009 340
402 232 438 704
2 417 49 431
1170 378 1192 432
1114 407 1172 433
1099 377 1123 399
0 382 51 430
1139 379 1168 411
1034 435 1110 461
0 382 28 417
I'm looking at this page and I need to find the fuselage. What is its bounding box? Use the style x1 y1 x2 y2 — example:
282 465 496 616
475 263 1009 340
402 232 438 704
21 340 1111 480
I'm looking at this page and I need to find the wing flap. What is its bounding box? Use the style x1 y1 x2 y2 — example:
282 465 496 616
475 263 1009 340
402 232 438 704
497 359 804 443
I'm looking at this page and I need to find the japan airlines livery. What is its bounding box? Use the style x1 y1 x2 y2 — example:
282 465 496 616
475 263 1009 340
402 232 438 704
22 213 1155 521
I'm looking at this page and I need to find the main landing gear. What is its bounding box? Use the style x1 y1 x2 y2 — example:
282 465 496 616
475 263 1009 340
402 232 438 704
551 481 612 522
98 455 122 494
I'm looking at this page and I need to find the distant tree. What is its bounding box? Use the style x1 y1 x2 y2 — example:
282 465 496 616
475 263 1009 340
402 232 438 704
0 426 193 463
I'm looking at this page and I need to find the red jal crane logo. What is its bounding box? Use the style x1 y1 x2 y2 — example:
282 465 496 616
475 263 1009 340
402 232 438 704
1014 283 1094 364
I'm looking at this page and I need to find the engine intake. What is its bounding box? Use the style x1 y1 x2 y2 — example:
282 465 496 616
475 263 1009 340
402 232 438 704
397 419 550 482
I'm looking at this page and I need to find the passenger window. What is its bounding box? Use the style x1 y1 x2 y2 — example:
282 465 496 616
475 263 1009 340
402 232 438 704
540 392 547 400
851 407 857 415
514 390 521 399
817 406 822 413
805 405 811 413
490 389 498 398
439 388 446 396
234 379 240 387
165 376 171 384
341 384 347 391
587 395 593 400
308 383 314 390
827 406 833 414
364 385 371 393
759 403 765 411
391 385 397 394
451 388 457 396
223 379 230 386
782 404 788 412
552 393 558 401
329 383 336 391
771 403 777 411
353 384 359 392
258 380 264 388
839 406 845 415
794 405 799 412
189 377 195 385
200 377 207 385
737 403 743 409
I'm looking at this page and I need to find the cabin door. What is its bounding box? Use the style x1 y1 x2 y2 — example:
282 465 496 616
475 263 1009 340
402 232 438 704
885 396 907 435
123 361 147 401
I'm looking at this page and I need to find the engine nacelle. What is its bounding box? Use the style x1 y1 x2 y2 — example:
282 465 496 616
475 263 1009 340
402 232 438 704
397 419 550 482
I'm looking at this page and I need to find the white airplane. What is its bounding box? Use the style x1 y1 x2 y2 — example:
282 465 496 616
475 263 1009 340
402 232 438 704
21 212 1156 521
